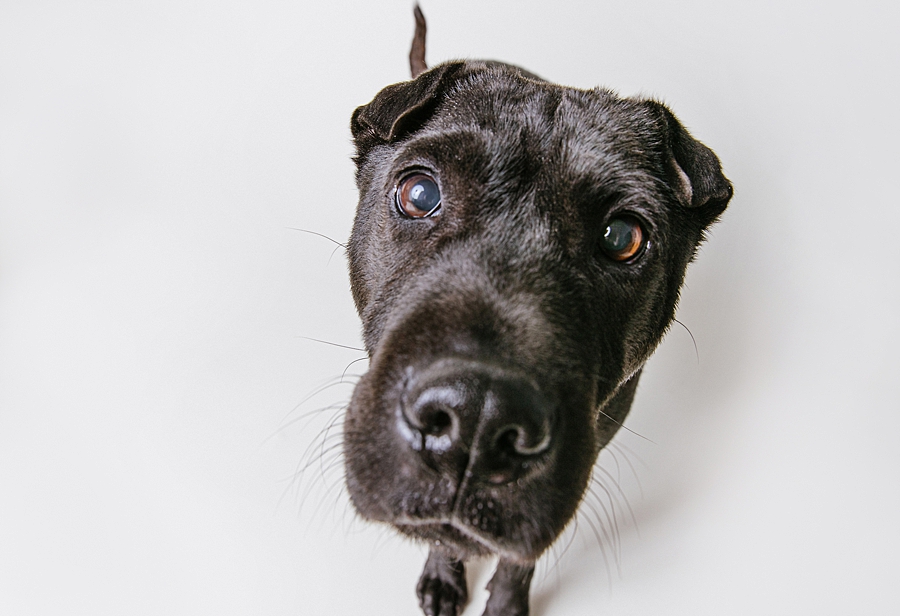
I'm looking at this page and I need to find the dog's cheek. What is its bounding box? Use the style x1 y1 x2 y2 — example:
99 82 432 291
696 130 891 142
615 271 672 375
348 149 398 321
498 465 595 557
344 419 422 522
343 366 459 523
342 372 404 520
593 226 695 379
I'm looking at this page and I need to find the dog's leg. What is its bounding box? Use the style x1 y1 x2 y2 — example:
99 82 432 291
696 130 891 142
417 549 468 616
482 559 535 616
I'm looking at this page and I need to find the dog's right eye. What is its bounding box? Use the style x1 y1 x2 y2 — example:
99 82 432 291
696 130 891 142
396 173 441 218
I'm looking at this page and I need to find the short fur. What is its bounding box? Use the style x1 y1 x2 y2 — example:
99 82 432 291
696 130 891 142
342 11 731 616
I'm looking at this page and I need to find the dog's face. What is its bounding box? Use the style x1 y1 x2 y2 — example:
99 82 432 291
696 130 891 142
343 62 731 562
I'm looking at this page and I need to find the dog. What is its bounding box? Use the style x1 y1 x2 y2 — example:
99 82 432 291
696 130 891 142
342 7 732 615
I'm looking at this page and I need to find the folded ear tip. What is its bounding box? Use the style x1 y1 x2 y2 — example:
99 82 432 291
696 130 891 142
695 174 733 214
351 62 467 162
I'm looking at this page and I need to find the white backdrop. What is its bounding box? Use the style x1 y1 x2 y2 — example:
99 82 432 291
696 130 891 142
1 1 898 614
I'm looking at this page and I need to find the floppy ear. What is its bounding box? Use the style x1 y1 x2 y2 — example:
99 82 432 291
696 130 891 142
649 102 733 221
351 62 466 161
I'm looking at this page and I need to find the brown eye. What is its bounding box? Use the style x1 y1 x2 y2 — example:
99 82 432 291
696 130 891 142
601 216 646 261
396 173 441 218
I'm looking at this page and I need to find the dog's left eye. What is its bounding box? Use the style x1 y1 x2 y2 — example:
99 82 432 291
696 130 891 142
396 173 441 218
601 216 646 262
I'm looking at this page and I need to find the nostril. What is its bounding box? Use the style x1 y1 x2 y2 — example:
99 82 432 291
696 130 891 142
411 404 459 454
484 425 547 486
492 424 551 457
493 426 521 455
421 406 453 436
400 385 465 454
480 377 555 463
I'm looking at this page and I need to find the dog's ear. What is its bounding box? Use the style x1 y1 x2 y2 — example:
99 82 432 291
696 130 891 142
351 62 465 160
649 102 733 221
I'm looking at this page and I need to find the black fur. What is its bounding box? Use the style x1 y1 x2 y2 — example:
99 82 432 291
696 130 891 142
343 54 731 616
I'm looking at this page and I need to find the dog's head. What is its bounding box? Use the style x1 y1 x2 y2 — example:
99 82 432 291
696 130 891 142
343 61 731 562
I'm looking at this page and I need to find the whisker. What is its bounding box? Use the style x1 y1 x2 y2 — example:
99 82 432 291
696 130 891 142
585 484 619 559
608 441 645 498
309 460 346 524
673 318 700 364
594 466 638 531
340 481 361 534
557 515 578 563
318 439 345 480
295 412 346 471
321 452 346 476
287 227 348 249
298 336 366 353
297 433 343 484
609 440 649 469
280 404 347 515
341 356 369 381
263 402 347 445
601 445 622 484
546 535 564 592
596 409 656 444
318 409 346 461
327 244 345 267
327 471 350 523
578 507 614 588
278 376 356 425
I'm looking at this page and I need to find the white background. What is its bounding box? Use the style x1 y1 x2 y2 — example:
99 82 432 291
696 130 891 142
1 1 898 614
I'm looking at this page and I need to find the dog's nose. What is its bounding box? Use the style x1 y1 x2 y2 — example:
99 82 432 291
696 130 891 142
398 359 555 483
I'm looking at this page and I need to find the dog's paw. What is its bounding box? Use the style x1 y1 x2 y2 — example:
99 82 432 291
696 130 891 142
417 574 467 616
416 551 468 616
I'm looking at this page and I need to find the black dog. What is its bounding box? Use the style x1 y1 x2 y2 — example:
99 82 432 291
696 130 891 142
342 7 731 615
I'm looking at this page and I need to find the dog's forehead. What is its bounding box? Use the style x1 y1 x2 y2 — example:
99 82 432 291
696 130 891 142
438 69 661 162
382 69 667 205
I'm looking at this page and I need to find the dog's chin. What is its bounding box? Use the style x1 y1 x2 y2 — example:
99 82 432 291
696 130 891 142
392 517 544 563
345 460 574 562
395 519 501 557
